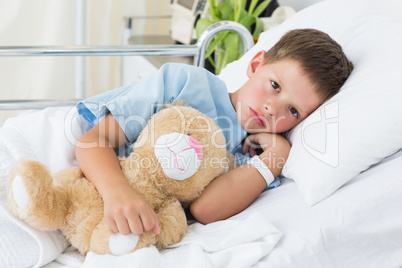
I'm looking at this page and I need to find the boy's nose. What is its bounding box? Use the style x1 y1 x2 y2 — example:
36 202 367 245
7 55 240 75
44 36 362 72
264 101 278 116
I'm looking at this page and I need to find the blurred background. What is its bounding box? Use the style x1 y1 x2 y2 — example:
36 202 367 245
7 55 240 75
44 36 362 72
0 0 323 125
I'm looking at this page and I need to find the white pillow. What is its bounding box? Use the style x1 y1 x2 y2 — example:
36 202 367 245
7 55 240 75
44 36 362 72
218 0 402 205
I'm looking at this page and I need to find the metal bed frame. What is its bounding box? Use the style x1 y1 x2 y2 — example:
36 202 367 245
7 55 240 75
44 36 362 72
0 21 254 110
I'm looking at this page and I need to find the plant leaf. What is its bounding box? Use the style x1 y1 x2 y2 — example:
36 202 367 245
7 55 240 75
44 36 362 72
252 17 264 38
223 32 241 62
238 9 249 22
214 32 241 74
237 0 247 21
220 0 234 20
205 31 229 58
207 54 216 69
195 18 214 38
248 0 259 15
199 0 269 72
234 0 240 22
252 0 272 17
239 15 265 38
239 14 255 32
206 0 220 21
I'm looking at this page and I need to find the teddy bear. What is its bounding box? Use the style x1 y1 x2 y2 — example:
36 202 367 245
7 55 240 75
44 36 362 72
7 101 234 256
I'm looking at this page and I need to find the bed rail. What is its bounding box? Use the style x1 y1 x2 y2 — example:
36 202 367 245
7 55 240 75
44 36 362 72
0 21 254 110
0 100 81 110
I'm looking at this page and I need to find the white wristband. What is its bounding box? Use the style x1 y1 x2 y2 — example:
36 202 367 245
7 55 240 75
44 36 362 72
247 155 274 186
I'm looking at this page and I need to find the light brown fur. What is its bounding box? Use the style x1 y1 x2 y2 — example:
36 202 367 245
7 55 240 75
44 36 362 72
7 102 234 255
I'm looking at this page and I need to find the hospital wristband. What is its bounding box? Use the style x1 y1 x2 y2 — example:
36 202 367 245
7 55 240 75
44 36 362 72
247 155 274 186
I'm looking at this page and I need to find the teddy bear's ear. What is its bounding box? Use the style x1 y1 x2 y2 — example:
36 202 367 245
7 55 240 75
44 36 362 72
160 99 188 110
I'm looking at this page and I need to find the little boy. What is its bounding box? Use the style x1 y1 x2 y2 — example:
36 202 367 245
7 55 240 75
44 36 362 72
75 28 353 236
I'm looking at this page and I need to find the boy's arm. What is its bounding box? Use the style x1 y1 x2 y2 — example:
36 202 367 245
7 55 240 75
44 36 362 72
190 133 290 224
75 114 160 235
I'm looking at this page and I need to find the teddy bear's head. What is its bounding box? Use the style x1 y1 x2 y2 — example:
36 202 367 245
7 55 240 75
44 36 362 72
124 102 231 204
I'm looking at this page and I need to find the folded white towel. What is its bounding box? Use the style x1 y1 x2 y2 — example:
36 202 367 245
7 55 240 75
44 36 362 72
0 202 70 268
83 211 282 268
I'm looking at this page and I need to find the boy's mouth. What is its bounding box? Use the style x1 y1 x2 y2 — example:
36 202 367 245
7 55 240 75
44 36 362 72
249 108 266 127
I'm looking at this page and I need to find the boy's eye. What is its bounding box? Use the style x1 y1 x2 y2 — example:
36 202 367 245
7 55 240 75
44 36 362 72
271 81 280 92
289 107 299 118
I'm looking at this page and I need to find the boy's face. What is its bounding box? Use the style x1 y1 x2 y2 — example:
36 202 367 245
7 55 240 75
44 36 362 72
231 50 322 134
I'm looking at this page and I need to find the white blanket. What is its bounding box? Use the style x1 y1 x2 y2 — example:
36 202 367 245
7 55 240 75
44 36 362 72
0 202 70 268
0 107 282 267
84 212 281 268
0 119 72 268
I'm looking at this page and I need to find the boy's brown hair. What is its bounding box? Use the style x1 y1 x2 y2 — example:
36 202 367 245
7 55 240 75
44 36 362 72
262 28 354 101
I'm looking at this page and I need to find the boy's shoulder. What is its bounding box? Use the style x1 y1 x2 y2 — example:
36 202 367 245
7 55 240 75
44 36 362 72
160 62 214 76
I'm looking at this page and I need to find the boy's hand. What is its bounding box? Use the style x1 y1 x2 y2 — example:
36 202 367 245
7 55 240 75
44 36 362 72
102 183 160 236
243 133 290 178
242 133 289 156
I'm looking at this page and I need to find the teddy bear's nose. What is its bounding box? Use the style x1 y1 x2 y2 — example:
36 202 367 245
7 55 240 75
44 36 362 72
187 135 203 161
154 132 203 181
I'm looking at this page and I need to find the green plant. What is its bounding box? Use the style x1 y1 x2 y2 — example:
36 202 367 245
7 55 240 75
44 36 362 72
195 0 272 74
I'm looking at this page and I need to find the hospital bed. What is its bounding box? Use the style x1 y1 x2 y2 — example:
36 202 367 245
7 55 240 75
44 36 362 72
1 0 402 267
0 20 254 110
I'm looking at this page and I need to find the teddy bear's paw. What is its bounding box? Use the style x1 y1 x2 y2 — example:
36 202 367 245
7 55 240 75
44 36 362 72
108 233 139 256
11 175 30 209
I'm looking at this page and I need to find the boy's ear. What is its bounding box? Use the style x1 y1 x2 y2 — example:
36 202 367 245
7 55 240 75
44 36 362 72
246 50 266 77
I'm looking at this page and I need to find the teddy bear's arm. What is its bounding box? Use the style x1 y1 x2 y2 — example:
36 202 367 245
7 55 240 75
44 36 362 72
155 197 188 249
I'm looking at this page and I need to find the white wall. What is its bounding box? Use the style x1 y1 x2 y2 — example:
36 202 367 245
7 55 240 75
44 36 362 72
0 0 172 125
0 1 76 124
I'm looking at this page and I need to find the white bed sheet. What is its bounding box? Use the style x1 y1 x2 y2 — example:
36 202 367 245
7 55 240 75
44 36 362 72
234 149 402 267
1 106 402 267
44 149 402 268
